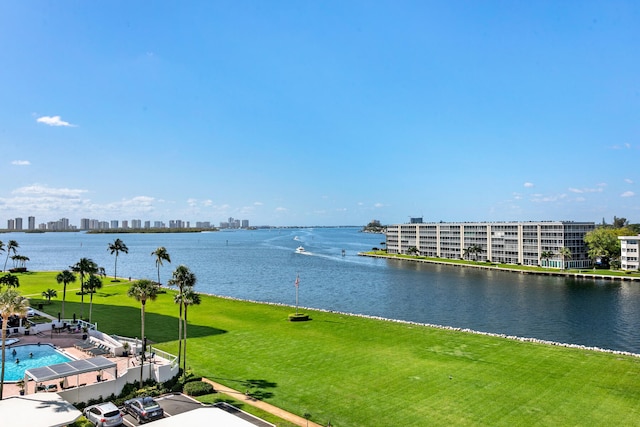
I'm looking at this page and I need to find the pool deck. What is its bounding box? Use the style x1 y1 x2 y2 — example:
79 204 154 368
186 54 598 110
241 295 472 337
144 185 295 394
2 332 146 398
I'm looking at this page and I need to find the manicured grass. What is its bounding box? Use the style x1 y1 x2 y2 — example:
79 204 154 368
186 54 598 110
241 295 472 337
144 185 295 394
10 272 640 426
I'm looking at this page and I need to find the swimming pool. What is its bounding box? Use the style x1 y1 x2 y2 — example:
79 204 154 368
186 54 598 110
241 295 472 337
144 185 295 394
2 344 73 382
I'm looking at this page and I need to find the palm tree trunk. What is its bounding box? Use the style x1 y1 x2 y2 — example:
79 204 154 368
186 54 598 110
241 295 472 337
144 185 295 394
0 315 8 399
182 307 188 374
140 300 146 386
177 300 183 368
89 292 94 323
61 284 66 319
80 276 85 319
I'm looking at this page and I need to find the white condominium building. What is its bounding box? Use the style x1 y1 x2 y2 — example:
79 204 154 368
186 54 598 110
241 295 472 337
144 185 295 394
619 235 640 271
386 221 595 269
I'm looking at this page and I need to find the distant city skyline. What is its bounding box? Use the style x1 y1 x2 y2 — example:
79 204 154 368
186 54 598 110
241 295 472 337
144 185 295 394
2 215 250 230
1 3 638 226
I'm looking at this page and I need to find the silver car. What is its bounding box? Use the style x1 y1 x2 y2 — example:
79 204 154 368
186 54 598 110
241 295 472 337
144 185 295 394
83 402 123 427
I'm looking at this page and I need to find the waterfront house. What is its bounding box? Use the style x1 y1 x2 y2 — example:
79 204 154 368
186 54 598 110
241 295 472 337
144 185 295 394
619 235 640 271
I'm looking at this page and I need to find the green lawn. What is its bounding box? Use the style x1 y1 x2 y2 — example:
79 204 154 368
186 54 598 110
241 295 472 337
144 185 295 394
10 272 640 426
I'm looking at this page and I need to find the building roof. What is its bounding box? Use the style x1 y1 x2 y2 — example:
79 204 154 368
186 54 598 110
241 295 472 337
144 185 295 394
24 356 116 382
150 406 274 427
0 392 82 427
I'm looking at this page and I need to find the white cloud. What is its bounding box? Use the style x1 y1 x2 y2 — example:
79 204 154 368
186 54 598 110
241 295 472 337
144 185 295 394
11 160 30 166
621 191 635 198
625 178 634 184
524 182 534 188
13 184 87 198
531 193 567 203
103 196 157 214
275 207 287 212
36 115 76 127
568 185 605 194
374 203 384 208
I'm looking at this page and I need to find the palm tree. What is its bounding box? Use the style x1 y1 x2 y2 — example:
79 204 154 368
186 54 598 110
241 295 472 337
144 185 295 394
469 244 482 261
3 240 18 272
559 247 572 270
11 255 29 270
168 265 197 368
0 273 19 288
0 288 29 399
540 251 554 268
56 270 76 320
71 258 98 319
176 288 201 375
85 275 103 323
42 288 57 304
127 279 160 385
108 238 128 281
151 247 171 285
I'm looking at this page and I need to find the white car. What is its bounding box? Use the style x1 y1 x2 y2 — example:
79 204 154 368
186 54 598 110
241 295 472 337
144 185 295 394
83 402 123 427
26 308 36 317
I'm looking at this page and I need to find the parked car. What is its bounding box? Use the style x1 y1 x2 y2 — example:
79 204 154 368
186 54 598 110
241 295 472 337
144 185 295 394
123 396 164 423
26 307 35 317
83 402 123 427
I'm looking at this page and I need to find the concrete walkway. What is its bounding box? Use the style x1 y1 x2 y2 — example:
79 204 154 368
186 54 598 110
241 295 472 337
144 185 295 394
202 378 324 427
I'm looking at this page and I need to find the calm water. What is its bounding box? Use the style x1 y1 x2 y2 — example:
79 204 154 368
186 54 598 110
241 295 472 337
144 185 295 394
4 228 640 353
2 344 72 381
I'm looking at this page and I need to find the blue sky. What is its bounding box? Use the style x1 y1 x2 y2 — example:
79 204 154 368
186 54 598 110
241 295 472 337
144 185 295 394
1 1 638 227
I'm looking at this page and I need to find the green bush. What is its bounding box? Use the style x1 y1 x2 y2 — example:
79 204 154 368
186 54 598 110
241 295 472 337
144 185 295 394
288 313 310 321
183 381 214 396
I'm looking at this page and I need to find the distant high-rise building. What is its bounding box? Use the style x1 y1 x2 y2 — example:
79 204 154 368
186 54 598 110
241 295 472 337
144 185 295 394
80 218 90 230
131 219 142 229
7 219 15 230
28 216 35 230
15 217 23 230
169 220 184 229
241 219 249 228
122 220 129 229
144 221 151 229
111 220 119 229
153 221 165 228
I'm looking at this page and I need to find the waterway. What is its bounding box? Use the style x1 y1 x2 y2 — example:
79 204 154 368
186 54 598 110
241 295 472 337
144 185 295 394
3 228 640 354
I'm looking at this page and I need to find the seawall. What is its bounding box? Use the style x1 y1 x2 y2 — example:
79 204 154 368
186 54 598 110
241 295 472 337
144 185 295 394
359 253 640 282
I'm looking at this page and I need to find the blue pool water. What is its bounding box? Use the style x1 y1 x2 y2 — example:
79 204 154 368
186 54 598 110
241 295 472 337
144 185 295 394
2 344 72 382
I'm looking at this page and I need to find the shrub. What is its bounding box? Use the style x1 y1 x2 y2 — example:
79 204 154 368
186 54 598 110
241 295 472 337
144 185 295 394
183 380 215 396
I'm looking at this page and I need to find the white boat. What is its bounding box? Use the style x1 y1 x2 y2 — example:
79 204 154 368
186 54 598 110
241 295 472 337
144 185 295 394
295 246 306 253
